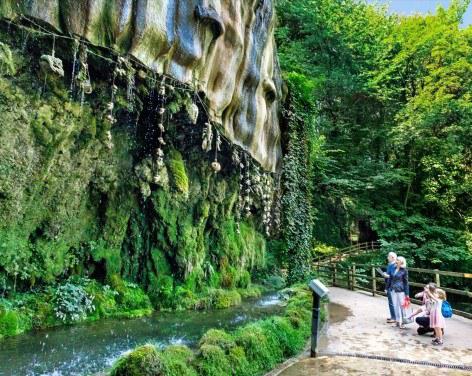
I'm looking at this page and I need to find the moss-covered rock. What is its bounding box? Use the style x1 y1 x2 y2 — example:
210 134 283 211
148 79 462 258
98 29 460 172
110 345 163 376
0 27 270 335
211 289 242 309
195 344 231 376
198 329 235 351
168 149 189 195
161 346 196 376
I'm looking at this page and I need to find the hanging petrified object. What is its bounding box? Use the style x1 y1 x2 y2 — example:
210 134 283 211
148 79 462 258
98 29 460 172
155 148 164 169
244 154 252 218
40 54 64 77
70 39 80 93
105 59 121 126
153 78 167 183
105 130 113 150
202 122 213 152
187 102 199 124
211 130 222 173
39 35 64 78
261 173 274 236
235 149 243 234
211 161 221 172
75 44 92 107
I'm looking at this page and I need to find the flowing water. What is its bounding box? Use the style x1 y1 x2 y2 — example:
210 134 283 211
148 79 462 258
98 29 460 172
0 293 283 376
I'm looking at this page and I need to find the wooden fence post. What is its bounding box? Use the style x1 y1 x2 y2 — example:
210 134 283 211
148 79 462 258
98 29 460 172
333 264 337 287
372 266 376 296
351 263 356 291
347 267 351 290
435 270 441 287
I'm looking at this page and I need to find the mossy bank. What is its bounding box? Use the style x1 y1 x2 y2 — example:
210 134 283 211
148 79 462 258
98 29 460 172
110 286 315 376
0 21 278 337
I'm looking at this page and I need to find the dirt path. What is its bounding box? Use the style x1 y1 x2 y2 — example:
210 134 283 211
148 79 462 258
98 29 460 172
271 287 472 376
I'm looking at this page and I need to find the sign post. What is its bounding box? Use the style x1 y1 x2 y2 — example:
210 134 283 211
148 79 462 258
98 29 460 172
308 279 329 357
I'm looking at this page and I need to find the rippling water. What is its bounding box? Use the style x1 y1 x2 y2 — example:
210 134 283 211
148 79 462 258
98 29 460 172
0 293 283 376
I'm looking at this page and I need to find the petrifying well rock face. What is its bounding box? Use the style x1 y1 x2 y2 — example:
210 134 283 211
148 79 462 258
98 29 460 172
3 0 283 171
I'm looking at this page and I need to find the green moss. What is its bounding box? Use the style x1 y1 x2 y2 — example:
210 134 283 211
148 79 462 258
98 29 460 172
211 289 242 309
0 42 16 76
237 285 262 299
0 310 21 337
259 317 305 357
199 329 235 351
148 273 174 308
0 33 273 338
161 346 197 376
237 270 251 289
234 324 281 372
117 283 153 312
111 344 163 376
195 344 231 376
226 345 253 376
168 149 189 194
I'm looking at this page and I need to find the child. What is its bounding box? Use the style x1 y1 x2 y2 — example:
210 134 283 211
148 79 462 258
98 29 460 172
425 287 446 345
408 284 433 319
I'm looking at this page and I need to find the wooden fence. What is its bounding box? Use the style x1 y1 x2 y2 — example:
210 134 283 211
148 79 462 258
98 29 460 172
315 241 381 265
314 261 472 320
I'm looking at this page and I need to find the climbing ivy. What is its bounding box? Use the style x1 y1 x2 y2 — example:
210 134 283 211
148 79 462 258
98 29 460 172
281 94 316 284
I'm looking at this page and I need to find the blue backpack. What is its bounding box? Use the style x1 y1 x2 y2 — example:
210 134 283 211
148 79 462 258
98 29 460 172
442 300 453 318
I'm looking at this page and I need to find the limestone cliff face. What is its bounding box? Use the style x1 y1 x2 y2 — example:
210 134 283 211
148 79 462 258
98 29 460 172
1 0 283 171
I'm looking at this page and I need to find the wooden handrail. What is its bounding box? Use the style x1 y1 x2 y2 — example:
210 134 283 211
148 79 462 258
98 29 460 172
314 260 472 320
315 241 382 264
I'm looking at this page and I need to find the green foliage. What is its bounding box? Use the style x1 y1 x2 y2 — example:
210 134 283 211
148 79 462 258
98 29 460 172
52 278 95 322
262 275 286 291
195 345 231 376
209 289 242 309
280 103 315 283
110 345 163 376
277 0 472 272
0 42 16 76
161 346 197 376
0 309 23 337
117 281 152 312
234 323 282 372
199 329 236 350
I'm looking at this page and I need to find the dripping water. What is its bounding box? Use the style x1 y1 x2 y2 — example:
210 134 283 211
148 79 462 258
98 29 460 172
70 41 79 95
21 29 29 52
127 71 135 112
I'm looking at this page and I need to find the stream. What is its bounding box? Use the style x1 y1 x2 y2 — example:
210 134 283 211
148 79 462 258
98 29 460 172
0 293 284 376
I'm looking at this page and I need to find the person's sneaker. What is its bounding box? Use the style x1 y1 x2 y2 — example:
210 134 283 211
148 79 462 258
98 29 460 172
432 338 443 346
387 319 396 323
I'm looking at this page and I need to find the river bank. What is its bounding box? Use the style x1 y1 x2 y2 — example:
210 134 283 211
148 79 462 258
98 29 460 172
0 289 290 375
108 286 314 376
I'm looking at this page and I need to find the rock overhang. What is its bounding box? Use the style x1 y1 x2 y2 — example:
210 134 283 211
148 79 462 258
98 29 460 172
1 0 283 172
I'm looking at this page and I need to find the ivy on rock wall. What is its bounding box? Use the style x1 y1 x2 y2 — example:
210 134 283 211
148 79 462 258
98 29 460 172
280 94 316 284
0 22 269 302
